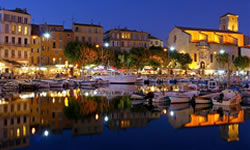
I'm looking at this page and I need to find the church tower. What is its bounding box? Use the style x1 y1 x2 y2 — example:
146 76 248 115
219 13 239 32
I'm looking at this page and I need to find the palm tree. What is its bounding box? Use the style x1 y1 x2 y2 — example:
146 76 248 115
216 51 231 88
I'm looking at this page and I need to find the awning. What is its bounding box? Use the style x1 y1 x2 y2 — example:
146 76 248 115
0 59 24 68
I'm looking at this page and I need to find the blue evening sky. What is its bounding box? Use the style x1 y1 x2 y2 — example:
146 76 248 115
1 0 249 43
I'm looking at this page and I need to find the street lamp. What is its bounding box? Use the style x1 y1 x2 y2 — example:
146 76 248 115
170 46 175 51
39 32 51 75
102 42 110 65
219 49 225 55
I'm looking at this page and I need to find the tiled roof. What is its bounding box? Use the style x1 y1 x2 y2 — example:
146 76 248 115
4 8 30 15
176 26 242 34
73 23 103 28
220 13 238 18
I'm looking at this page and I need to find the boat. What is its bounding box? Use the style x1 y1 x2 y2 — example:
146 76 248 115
195 93 220 104
212 89 241 106
32 80 50 89
95 71 137 84
2 81 20 92
168 95 193 104
42 80 65 88
150 92 171 103
130 93 146 100
131 100 144 106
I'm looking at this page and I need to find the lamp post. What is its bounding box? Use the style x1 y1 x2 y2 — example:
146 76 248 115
39 32 50 74
167 46 176 75
102 42 110 65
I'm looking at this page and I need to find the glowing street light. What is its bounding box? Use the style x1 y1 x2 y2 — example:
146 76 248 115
163 48 167 52
43 32 51 39
170 46 175 51
104 116 109 122
44 130 49 136
219 49 225 54
104 42 109 48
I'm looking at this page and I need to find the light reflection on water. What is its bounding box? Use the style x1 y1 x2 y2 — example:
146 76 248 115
0 84 249 150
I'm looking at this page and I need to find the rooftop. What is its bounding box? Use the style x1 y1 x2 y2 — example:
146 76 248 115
220 13 238 18
2 8 30 15
105 28 148 34
148 34 161 40
176 26 242 34
73 23 103 28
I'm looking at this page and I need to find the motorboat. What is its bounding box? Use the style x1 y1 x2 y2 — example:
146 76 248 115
130 93 146 100
32 80 50 89
168 95 193 104
2 81 20 92
95 71 137 84
194 92 221 104
42 80 65 88
212 89 241 106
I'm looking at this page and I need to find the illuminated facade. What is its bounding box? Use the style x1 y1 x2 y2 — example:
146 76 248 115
0 98 30 149
0 8 31 66
167 13 245 72
30 24 74 65
149 34 164 48
73 23 103 46
104 28 149 51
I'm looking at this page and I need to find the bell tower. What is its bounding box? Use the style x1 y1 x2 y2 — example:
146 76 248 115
219 13 238 32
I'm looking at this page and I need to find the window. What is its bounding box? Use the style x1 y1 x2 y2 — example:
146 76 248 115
4 14 9 21
55 51 58 55
31 56 34 64
88 37 92 43
53 58 56 64
11 50 15 58
59 41 62 49
5 24 9 33
59 58 62 64
24 51 27 58
18 38 22 45
194 53 197 62
18 50 21 58
5 36 9 43
67 33 71 37
210 54 213 63
75 36 79 41
33 39 36 44
37 56 40 64
174 35 177 43
121 32 131 39
18 16 22 23
96 28 100 33
5 49 8 57
12 37 15 44
12 25 16 34
59 34 62 40
24 26 28 35
37 48 39 53
53 42 56 48
24 38 28 45
95 37 99 43
82 36 85 42
75 27 79 32
31 48 33 53
88 28 92 33
18 25 22 33
52 34 56 40
24 18 28 24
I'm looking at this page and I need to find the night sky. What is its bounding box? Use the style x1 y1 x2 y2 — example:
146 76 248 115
1 0 249 43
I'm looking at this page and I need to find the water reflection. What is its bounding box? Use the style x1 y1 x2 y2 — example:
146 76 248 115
0 84 249 149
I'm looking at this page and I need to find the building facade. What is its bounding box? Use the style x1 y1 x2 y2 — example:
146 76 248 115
148 34 163 47
104 28 149 51
167 13 245 73
0 8 31 66
30 24 74 65
73 23 103 46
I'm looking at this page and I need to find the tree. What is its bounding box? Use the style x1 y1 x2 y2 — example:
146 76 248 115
216 52 232 88
64 41 82 64
128 48 150 71
78 43 98 66
176 53 192 70
233 56 250 70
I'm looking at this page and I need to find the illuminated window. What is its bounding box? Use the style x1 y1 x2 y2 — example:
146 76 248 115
10 129 14 137
23 126 26 136
24 26 28 35
12 25 16 34
18 26 22 33
17 128 20 137
53 58 56 64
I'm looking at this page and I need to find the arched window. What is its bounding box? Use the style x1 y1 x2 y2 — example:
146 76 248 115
173 35 177 43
